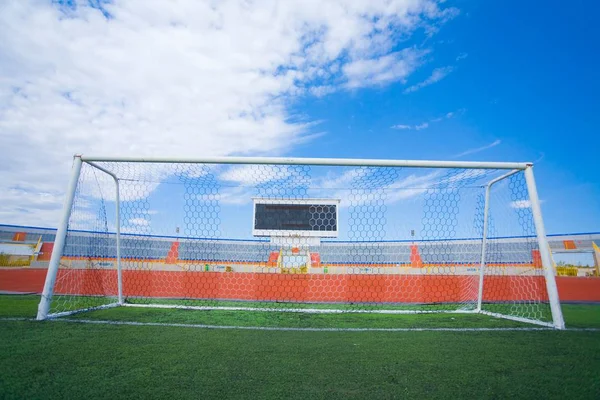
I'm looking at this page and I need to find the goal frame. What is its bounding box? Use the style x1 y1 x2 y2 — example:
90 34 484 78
36 155 565 329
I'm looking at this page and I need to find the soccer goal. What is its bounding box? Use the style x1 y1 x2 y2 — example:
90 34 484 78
36 156 565 329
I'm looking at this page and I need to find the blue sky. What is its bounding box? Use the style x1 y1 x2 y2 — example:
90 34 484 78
0 0 598 238
290 0 600 234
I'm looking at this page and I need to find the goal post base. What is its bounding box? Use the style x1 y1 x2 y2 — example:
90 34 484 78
37 298 563 329
479 310 559 329
121 302 481 315
44 302 120 320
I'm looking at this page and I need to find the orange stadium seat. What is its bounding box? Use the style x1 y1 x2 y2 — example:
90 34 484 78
12 232 26 242
165 241 179 264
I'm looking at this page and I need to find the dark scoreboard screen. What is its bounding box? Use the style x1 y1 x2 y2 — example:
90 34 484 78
254 203 337 232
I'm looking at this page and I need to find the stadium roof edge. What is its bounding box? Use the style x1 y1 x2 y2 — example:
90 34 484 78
1 223 599 242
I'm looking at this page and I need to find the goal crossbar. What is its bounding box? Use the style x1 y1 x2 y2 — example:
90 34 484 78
80 155 531 170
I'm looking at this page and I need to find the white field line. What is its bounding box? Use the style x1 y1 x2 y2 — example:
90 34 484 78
122 303 479 315
2 317 600 332
0 317 31 322
53 319 558 331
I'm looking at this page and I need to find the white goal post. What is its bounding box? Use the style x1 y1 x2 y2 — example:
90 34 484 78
36 155 565 329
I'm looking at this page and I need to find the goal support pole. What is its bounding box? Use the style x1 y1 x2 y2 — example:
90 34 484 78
37 156 83 320
476 169 521 312
524 166 565 329
87 162 123 305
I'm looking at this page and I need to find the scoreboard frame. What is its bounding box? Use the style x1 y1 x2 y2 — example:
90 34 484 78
252 198 340 238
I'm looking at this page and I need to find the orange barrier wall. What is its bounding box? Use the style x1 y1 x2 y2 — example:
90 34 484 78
116 272 549 303
554 277 600 302
0 269 47 293
1 269 599 302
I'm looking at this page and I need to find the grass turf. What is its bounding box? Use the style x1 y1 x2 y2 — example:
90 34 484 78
1 295 599 399
14 294 567 328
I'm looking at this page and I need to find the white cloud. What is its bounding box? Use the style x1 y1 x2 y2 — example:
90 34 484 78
314 168 372 191
310 86 336 97
444 169 488 185
317 168 437 208
454 139 502 158
387 170 443 190
391 108 463 130
217 187 255 205
510 199 544 209
385 170 444 202
0 0 456 227
510 200 532 209
128 218 150 226
67 210 101 231
343 48 427 88
391 124 412 130
0 187 64 228
404 66 455 93
138 210 158 216
456 52 468 61
313 166 493 208
219 165 292 185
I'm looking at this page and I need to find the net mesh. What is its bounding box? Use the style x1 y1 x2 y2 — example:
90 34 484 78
47 161 553 324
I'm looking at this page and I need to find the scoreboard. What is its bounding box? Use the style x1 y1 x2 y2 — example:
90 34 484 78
252 198 340 237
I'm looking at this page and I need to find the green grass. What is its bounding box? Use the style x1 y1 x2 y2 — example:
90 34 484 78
1 295 600 399
0 295 536 328
38 295 564 328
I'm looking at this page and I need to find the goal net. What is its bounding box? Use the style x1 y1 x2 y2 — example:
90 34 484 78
37 157 564 329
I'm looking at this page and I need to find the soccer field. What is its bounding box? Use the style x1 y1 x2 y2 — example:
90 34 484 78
1 295 599 399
